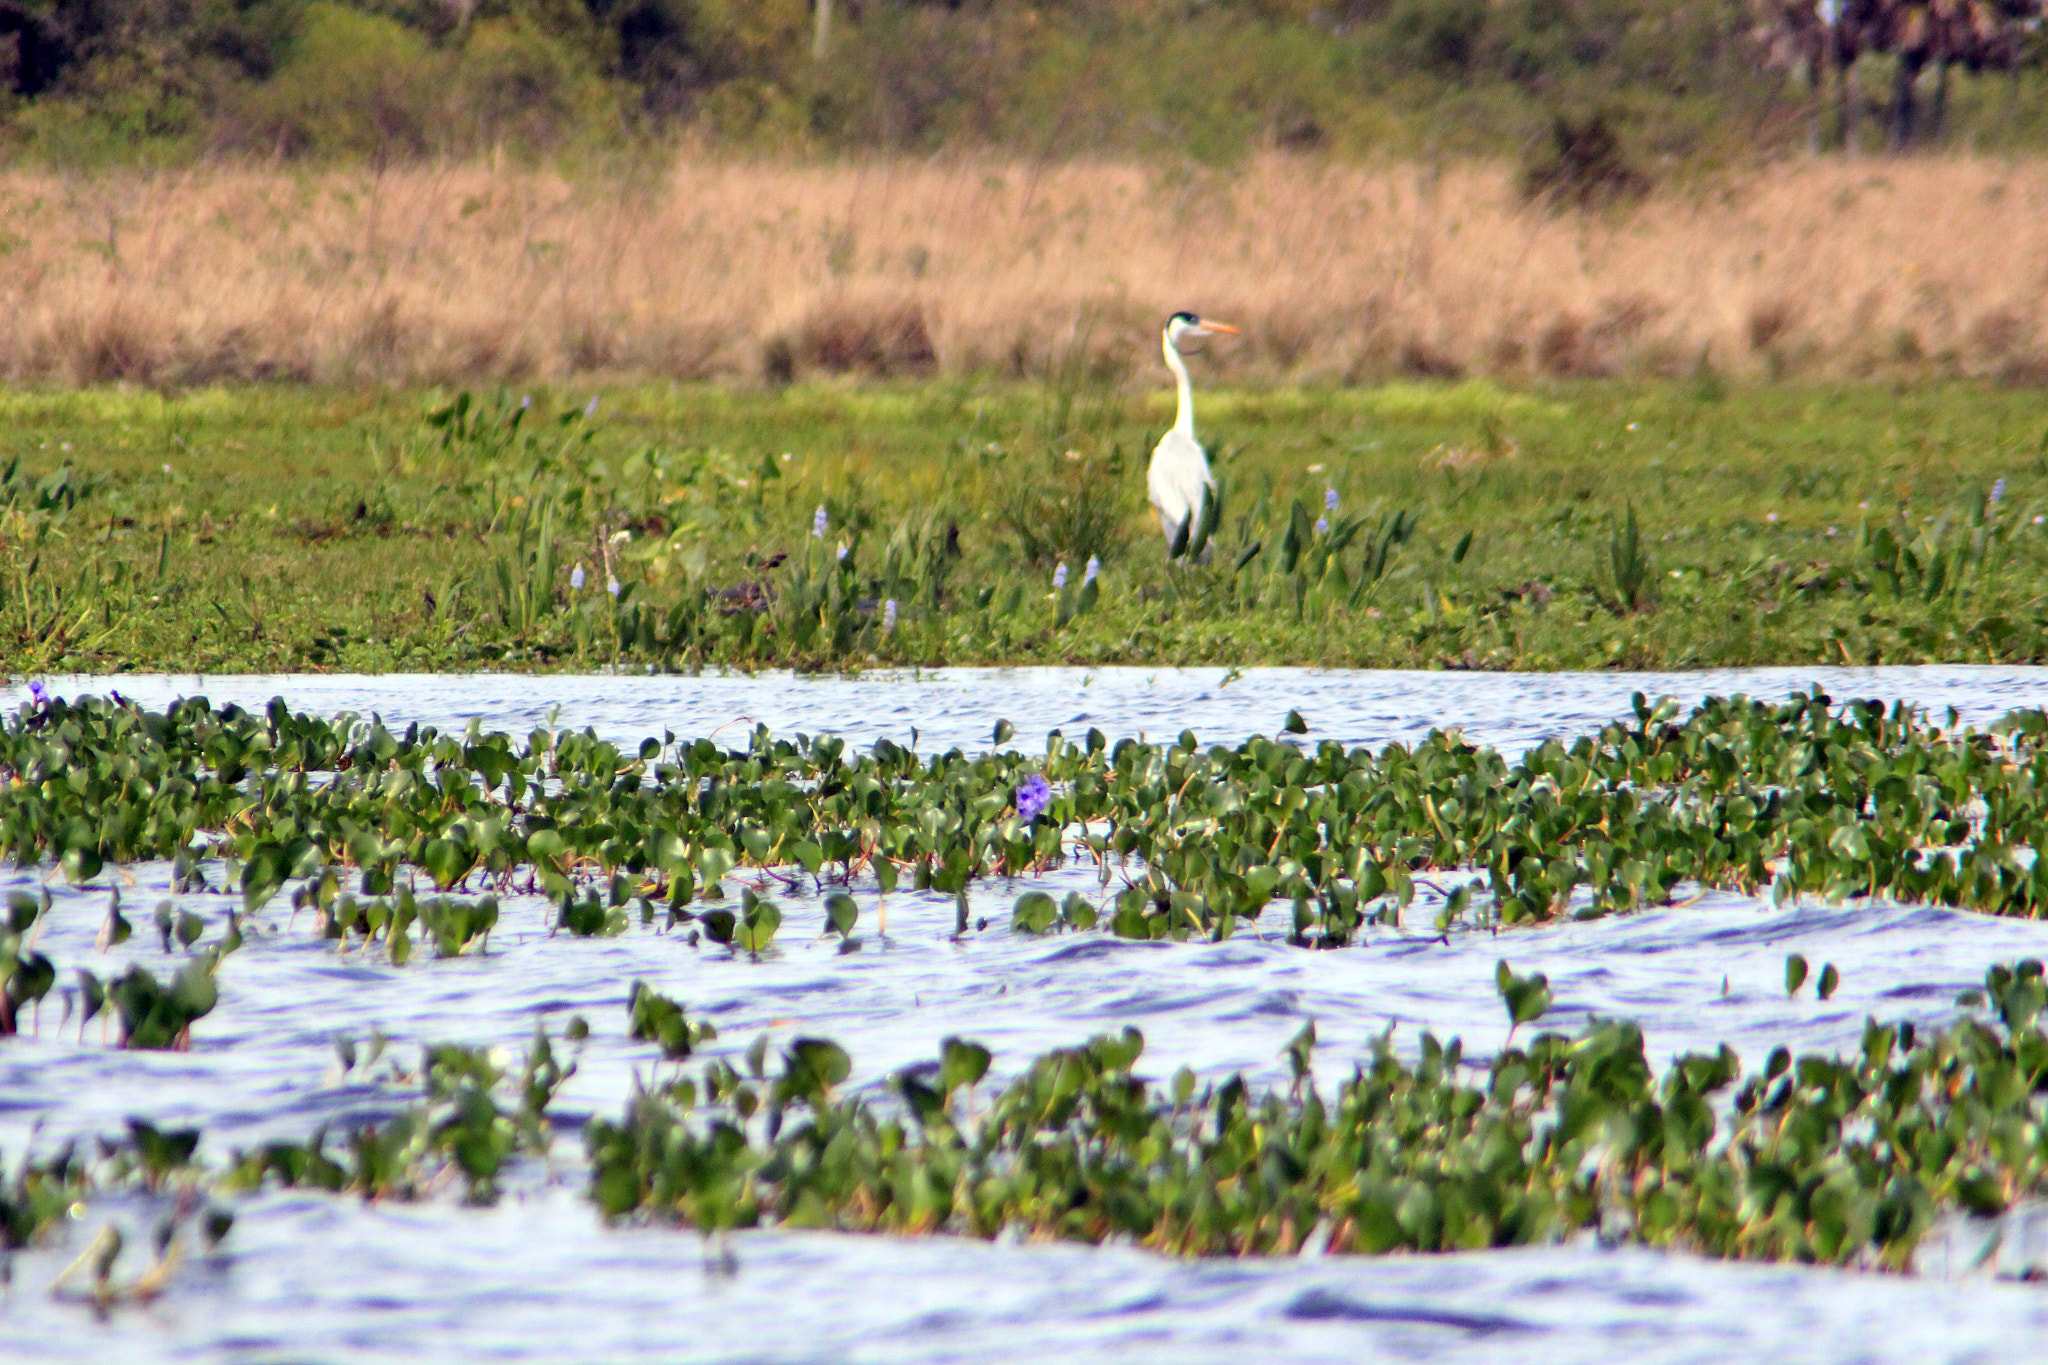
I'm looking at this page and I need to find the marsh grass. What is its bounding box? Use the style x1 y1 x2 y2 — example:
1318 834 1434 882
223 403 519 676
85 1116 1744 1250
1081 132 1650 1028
9 156 2048 390
8 378 2048 672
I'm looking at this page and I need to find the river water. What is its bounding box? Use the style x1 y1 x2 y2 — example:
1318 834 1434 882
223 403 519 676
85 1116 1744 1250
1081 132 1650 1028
5 666 2048 1363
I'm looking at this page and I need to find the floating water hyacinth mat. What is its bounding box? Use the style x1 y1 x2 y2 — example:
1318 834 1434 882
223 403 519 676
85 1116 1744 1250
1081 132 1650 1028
15 962 2048 1276
6 688 2048 954
15 686 2048 1279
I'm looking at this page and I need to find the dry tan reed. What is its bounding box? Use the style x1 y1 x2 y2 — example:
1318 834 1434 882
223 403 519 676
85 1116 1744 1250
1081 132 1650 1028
4 154 2048 387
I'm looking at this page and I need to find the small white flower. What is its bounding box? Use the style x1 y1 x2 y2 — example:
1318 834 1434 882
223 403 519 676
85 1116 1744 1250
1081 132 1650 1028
609 530 631 546
1826 526 1838 537
812 505 828 538
584 395 600 419
1766 512 1779 523
571 565 586 591
162 463 172 474
1626 422 1638 431
520 396 531 410
1992 477 2008 505
836 544 849 561
1314 517 1330 536
883 599 898 632
607 577 620 597
1053 562 1069 590
1083 556 1099 585
1307 463 1326 473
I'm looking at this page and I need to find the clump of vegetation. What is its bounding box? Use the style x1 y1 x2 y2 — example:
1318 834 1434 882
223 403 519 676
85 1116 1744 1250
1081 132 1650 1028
227 1025 578 1204
24 958 2048 1275
11 687 2048 949
585 958 2048 1268
1520 112 1652 210
0 0 1853 164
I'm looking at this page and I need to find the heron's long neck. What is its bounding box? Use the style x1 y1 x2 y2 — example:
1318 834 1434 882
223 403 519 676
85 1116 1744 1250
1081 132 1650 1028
1164 335 1195 440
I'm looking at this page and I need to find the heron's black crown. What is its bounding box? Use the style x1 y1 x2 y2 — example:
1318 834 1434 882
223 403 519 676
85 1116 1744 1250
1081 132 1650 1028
1167 311 1198 326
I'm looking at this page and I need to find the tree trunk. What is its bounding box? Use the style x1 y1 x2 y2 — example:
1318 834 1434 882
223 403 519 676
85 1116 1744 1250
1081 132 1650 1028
1890 52 1924 150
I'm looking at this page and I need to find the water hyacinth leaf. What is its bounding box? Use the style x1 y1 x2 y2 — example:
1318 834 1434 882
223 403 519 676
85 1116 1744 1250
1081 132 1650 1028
422 839 475 891
896 1068 945 1125
1786 954 1810 997
1011 890 1057 934
696 846 734 895
5 891 37 934
4 951 55 1024
1495 960 1551 1026
940 1036 991 1097
1284 709 1309 735
1818 963 1841 1001
824 892 858 939
175 910 205 949
1059 892 1097 931
785 1037 851 1095
628 981 695 1060
993 719 1015 746
241 842 293 912
127 1120 201 1180
737 892 781 954
61 843 103 885
700 909 736 945
74 967 104 1023
1283 1019 1317 1083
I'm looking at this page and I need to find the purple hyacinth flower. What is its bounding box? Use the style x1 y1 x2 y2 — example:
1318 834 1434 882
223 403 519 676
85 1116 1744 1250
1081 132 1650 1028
1325 487 1339 512
1015 775 1052 822
27 679 49 707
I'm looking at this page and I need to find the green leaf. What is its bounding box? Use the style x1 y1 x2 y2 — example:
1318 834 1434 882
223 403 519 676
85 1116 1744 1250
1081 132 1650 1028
1786 953 1810 997
824 892 858 939
1495 959 1551 1026
628 981 695 1060
736 894 781 953
940 1036 991 1096
1011 890 1057 934
786 1037 852 1091
1817 962 1840 1001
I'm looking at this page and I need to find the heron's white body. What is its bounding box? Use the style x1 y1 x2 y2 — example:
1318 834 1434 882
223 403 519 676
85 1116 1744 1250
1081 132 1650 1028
1148 320 1216 550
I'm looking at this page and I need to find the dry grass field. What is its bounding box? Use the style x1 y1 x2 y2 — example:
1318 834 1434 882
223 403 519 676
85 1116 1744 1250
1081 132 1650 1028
5 154 2048 389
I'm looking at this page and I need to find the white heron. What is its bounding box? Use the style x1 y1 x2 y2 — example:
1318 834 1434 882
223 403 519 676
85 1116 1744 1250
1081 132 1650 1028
1149 311 1238 556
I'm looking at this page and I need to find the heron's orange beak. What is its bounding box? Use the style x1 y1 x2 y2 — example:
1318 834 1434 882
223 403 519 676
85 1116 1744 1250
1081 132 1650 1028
1201 320 1241 334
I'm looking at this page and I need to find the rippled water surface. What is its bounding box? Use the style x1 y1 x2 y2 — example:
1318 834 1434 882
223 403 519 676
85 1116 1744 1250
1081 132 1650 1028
7 666 2048 1364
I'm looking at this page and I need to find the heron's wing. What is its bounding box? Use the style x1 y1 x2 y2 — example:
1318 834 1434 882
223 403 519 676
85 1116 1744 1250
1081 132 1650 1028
1148 430 1214 528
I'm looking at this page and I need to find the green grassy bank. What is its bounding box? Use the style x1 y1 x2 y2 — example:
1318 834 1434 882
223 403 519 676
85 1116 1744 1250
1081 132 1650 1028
5 377 2048 675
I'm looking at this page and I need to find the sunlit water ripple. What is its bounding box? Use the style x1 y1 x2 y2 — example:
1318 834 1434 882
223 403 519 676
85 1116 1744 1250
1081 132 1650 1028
5 666 2048 1363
